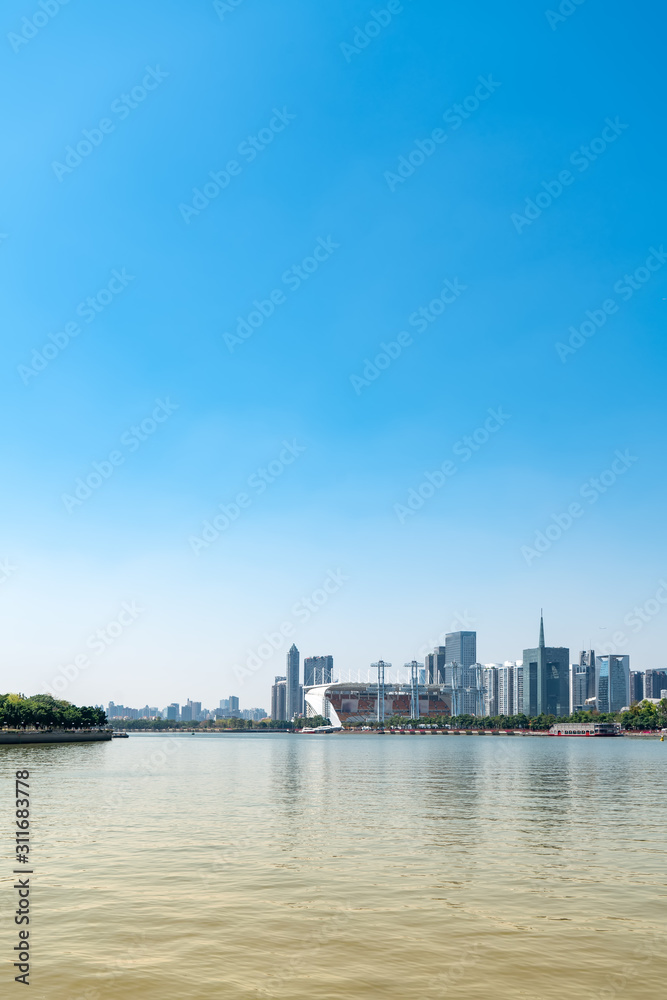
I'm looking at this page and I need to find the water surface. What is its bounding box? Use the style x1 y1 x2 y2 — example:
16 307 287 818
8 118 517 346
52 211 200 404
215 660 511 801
2 733 666 999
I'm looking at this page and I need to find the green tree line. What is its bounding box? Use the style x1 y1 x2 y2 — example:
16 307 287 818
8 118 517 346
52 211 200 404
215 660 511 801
0 693 107 729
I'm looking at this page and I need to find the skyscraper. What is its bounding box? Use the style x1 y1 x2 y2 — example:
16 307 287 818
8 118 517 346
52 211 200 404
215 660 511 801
570 650 596 713
286 644 300 720
496 662 514 716
644 669 667 699
629 671 644 703
522 614 569 717
445 632 477 670
596 655 630 712
425 647 447 684
482 665 498 716
271 677 287 721
304 655 334 687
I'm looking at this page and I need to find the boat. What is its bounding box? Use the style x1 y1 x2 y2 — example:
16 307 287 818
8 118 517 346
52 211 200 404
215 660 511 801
112 731 129 738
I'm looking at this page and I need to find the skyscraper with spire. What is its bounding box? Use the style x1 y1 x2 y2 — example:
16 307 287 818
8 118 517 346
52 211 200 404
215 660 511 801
522 612 569 717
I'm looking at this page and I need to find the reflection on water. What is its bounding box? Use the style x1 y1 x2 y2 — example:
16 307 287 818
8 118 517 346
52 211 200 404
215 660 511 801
1 734 666 999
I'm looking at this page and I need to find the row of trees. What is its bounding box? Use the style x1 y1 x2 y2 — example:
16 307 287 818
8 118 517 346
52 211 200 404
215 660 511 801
0 694 107 729
382 702 667 731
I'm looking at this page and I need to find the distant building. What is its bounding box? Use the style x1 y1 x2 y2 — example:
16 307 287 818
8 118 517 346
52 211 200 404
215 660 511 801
286 644 300 720
522 614 569 717
571 651 596 713
450 662 485 716
166 703 179 720
596 655 630 713
644 670 667 700
629 671 644 704
228 696 240 716
304 655 334 687
425 647 447 684
482 665 498 716
445 631 477 670
180 704 192 722
271 676 287 721
513 662 524 714
304 682 452 726
496 663 514 716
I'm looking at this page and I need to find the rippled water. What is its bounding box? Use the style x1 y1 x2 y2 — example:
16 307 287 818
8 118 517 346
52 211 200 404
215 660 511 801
2 733 666 999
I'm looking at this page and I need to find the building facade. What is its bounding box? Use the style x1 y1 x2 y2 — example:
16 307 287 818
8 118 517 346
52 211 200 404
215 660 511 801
596 655 630 713
445 631 477 670
570 650 596 713
644 669 667 700
304 655 334 687
482 665 498 716
629 670 645 704
271 677 287 721
522 615 569 717
286 644 300 720
304 682 452 727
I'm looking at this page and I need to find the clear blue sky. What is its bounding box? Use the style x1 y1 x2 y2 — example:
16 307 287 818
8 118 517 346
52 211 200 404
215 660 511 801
1 0 665 709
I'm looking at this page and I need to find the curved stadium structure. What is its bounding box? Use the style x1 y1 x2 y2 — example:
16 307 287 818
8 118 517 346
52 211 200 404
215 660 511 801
304 683 452 726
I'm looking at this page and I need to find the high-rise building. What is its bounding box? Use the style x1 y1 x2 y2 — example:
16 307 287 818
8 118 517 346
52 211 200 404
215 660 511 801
445 632 477 671
187 700 202 720
180 704 192 722
450 662 485 715
629 671 644 704
166 703 179 720
644 669 667 700
482 665 498 716
229 696 240 715
571 651 596 713
512 662 524 715
304 655 334 687
596 655 630 713
286 644 300 720
522 614 569 717
425 646 447 684
496 663 514 716
271 677 287 721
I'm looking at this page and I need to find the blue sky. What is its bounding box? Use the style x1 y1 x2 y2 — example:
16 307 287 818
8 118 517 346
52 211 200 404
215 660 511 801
1 0 666 709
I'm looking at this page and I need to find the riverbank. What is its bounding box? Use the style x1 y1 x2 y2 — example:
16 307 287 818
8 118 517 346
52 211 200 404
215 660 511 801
0 729 112 744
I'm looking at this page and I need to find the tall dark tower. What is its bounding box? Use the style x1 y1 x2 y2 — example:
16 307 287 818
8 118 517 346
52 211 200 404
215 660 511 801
522 613 569 717
286 644 301 721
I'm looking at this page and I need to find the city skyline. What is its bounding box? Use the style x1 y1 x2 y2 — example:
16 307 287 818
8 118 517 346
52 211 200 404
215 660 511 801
27 603 667 708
